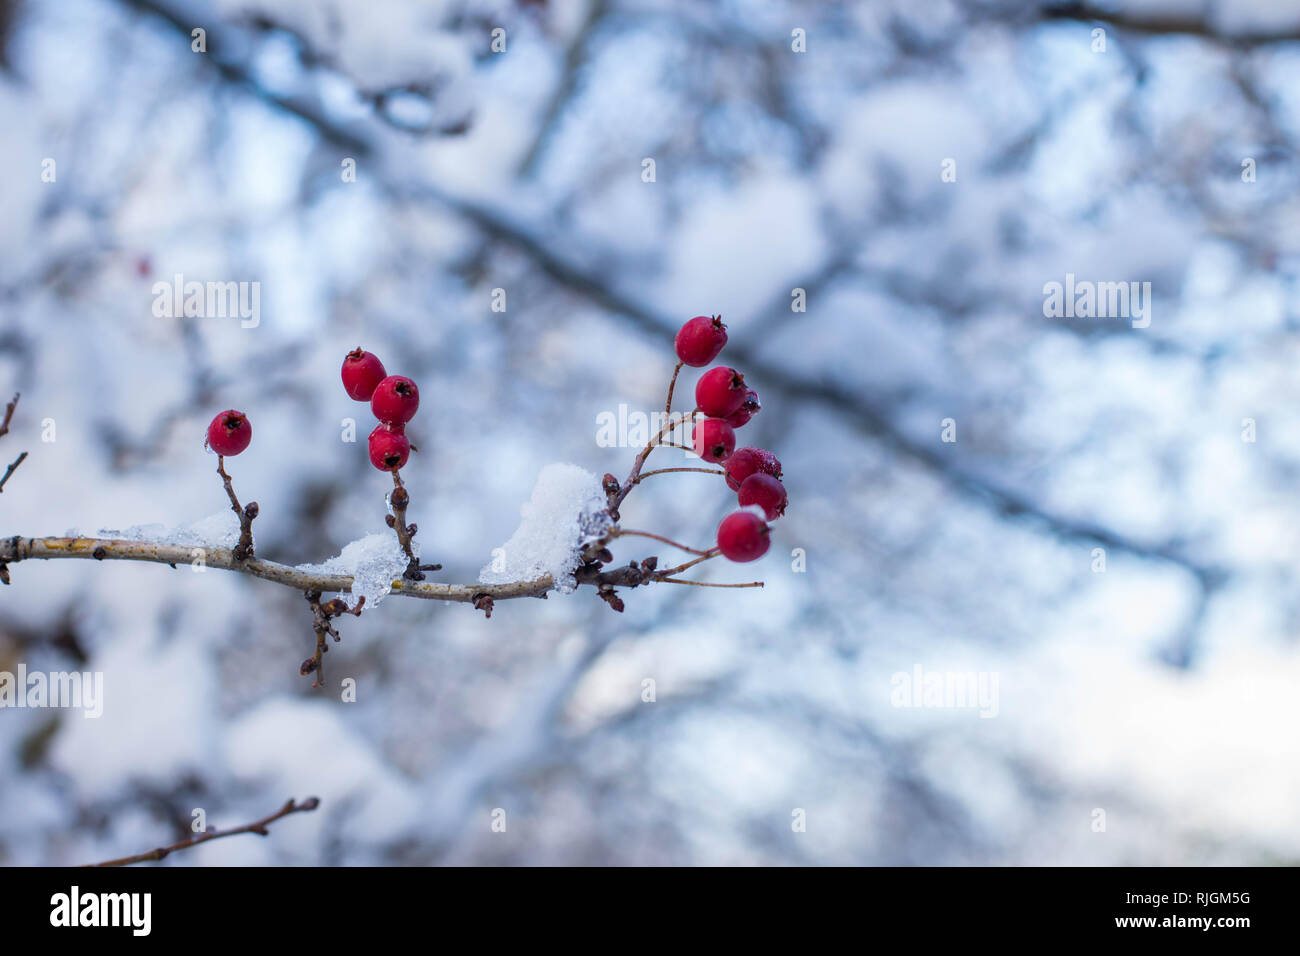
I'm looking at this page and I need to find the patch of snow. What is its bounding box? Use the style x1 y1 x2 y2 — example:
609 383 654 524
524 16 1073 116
80 510 242 549
479 464 612 593
295 532 410 609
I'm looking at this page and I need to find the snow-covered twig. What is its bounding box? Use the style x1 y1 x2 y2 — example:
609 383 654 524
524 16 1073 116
0 532 720 601
82 796 320 867
0 535 559 602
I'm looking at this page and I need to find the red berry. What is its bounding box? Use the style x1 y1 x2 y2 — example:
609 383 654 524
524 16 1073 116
341 348 387 401
695 366 747 418
368 424 410 471
371 375 419 425
717 510 770 562
205 409 252 456
691 417 735 463
738 473 787 520
724 389 761 428
724 446 783 491
675 314 728 367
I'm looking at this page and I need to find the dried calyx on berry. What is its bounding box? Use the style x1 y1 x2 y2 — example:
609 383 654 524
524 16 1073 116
674 314 728 367
695 366 747 418
368 423 410 471
205 409 252 456
724 389 761 429
372 375 420 426
691 417 735 463
341 348 388 401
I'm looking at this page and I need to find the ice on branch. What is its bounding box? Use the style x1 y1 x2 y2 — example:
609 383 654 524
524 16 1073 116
479 464 613 594
295 533 411 609
82 510 243 549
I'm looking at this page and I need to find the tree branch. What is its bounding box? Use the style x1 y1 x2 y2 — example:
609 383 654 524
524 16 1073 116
0 451 25 493
82 796 320 867
1037 2 1300 47
0 535 716 605
0 392 26 497
0 535 558 603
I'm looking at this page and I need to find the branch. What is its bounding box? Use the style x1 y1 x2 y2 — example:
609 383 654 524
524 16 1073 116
83 796 320 867
0 535 719 606
0 392 25 498
387 471 440 581
216 456 257 561
0 452 25 494
0 392 17 438
301 592 364 687
0 535 558 603
1037 2 1300 47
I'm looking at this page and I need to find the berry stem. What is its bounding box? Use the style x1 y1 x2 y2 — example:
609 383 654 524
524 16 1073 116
631 466 725 485
656 577 764 588
650 549 764 588
388 471 437 581
654 549 722 576
610 409 703 514
612 528 713 555
664 360 684 420
216 455 257 561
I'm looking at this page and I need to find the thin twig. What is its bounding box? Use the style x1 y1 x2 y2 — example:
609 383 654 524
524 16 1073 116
82 797 320 867
609 359 702 513
301 591 364 687
0 452 26 493
613 528 713 555
632 466 723 485
664 359 683 419
387 471 438 580
0 393 26 494
657 577 764 588
0 393 18 438
654 549 722 576
216 456 257 561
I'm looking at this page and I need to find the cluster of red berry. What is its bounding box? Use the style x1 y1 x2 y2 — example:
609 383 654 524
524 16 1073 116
674 316 787 564
340 348 420 471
